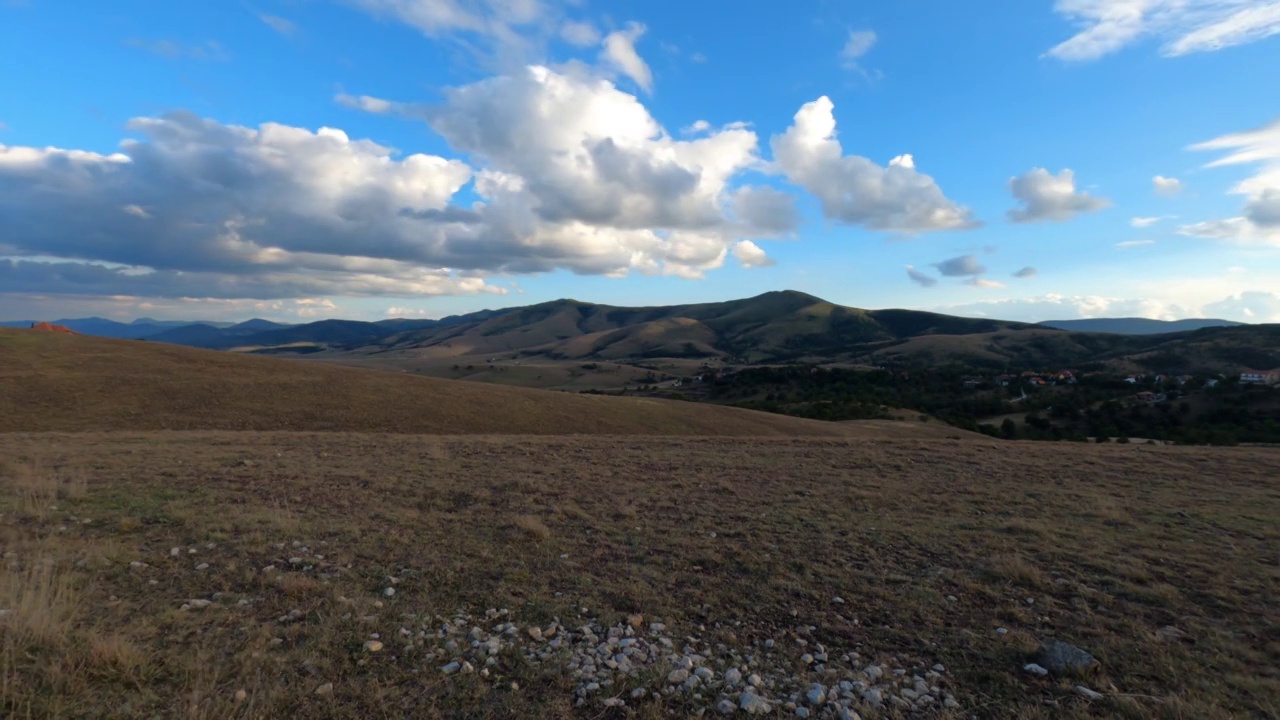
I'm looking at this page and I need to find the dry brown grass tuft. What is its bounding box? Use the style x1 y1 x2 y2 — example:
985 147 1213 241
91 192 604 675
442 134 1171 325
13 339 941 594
275 572 321 597
989 553 1050 590
0 554 80 648
3 462 88 518
86 633 145 679
514 514 552 541
558 502 593 522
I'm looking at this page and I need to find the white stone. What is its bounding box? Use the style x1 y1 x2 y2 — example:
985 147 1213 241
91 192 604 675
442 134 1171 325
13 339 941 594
1024 663 1049 676
717 699 737 715
383 587 395 597
1076 686 1104 700
667 668 690 684
805 684 826 705
363 640 384 652
724 668 743 685
187 599 211 609
740 691 771 715
441 662 461 674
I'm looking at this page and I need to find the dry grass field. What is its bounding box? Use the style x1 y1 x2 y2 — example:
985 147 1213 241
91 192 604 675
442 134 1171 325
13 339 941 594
2 434 1278 719
2 327 1278 718
0 329 855 437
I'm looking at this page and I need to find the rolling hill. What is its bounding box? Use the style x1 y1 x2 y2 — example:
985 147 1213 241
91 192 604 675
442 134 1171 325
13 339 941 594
12 292 1276 376
0 316 229 339
1038 317 1245 334
305 291 1277 375
0 327 890 436
369 291 1029 363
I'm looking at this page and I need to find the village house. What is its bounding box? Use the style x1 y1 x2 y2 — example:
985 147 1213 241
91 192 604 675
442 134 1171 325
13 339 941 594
1240 369 1280 386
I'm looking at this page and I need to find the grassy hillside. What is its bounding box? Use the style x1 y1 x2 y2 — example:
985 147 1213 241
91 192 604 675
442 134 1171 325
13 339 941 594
3 433 1277 718
0 328 869 436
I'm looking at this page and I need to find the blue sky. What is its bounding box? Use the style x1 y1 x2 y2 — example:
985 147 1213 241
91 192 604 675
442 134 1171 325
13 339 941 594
2 0 1279 323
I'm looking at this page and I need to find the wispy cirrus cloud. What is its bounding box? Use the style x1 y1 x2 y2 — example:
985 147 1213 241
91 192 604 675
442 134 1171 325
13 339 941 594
259 14 298 36
1179 116 1280 245
1047 0 1280 61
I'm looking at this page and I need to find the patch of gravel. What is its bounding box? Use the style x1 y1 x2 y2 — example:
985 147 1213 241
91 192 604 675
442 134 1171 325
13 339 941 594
392 608 960 716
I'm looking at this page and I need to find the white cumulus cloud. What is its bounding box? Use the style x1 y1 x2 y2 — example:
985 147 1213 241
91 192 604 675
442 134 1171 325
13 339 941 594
1007 167 1109 223
731 240 774 268
770 96 977 234
1153 174 1183 195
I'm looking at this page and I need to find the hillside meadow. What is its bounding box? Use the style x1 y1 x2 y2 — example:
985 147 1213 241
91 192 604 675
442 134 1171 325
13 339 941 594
1 327 1277 718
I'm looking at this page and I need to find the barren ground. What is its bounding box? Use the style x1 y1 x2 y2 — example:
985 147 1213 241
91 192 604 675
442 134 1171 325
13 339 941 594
3 433 1277 719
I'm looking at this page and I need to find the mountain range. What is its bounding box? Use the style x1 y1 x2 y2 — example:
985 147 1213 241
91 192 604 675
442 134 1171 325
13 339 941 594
6 291 1276 373
1037 318 1245 334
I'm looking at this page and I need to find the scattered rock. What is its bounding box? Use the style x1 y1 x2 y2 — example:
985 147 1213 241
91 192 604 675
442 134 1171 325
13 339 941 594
996 627 1008 635
1023 663 1049 677
195 563 209 571
383 587 395 597
1037 640 1096 674
1076 685 1104 700
441 662 461 674
805 683 827 705
363 640 384 653
667 668 690 684
724 668 743 685
234 689 247 703
1156 625 1189 643
717 698 737 715
739 691 771 715
315 682 334 696
627 614 644 629
528 626 543 641
187 599 212 610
